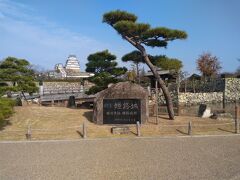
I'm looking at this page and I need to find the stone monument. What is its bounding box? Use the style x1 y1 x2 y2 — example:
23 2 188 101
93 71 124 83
67 96 76 108
93 81 149 125
198 104 212 118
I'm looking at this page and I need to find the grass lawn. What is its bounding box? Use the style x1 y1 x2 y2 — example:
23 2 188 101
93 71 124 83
0 104 236 141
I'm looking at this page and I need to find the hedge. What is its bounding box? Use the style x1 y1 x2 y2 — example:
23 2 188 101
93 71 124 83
0 98 15 124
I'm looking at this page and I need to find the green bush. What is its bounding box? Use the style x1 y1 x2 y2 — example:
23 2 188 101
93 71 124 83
15 97 22 106
0 98 15 122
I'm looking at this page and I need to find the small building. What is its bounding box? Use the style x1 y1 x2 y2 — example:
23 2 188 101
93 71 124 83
144 68 177 88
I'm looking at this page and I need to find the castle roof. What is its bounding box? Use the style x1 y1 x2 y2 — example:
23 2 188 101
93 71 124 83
65 55 80 71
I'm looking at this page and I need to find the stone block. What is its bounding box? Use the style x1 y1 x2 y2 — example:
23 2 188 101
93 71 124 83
211 112 233 121
111 126 130 134
198 104 212 118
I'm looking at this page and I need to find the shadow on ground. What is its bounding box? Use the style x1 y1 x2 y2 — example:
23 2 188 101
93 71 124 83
76 130 84 138
0 120 12 131
83 110 94 123
158 116 172 120
176 129 188 135
147 115 172 124
218 128 235 133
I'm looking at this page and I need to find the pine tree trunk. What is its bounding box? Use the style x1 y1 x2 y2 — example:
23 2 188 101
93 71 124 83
123 36 175 120
136 62 140 84
143 54 175 120
21 91 28 104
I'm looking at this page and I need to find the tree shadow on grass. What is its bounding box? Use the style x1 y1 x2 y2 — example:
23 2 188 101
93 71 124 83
147 118 158 125
158 116 171 120
0 120 12 131
176 129 188 135
148 115 170 124
83 110 94 123
76 130 84 138
130 130 137 136
218 128 235 133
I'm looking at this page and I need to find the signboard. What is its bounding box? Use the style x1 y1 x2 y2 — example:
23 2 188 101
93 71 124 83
103 99 141 124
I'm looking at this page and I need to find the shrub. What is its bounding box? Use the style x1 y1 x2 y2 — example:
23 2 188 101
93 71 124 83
0 98 15 122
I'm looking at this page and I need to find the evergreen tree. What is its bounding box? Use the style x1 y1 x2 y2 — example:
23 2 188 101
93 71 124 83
151 55 182 72
85 50 127 94
103 10 187 119
122 50 145 83
122 51 183 72
0 57 38 96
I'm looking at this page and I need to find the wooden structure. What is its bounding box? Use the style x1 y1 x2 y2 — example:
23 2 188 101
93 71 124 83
144 68 177 88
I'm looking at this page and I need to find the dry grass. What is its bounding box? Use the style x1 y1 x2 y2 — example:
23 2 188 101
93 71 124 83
0 104 235 141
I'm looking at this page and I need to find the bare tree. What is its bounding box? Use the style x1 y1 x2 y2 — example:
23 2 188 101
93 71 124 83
197 52 221 79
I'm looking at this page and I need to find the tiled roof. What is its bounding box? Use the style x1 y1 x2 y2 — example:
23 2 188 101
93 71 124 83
65 69 94 78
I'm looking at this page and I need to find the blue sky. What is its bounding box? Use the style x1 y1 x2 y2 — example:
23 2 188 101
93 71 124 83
0 0 239 74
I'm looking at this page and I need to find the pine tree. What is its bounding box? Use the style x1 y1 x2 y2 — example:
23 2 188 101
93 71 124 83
103 10 187 119
85 50 127 94
0 57 38 96
122 50 145 83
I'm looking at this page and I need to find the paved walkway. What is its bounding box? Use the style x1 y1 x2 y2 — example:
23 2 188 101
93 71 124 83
1 135 240 180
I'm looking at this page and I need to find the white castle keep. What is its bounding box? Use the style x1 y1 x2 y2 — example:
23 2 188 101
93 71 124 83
54 55 94 78
65 55 81 71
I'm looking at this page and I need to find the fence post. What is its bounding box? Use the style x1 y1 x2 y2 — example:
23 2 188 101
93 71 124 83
136 121 141 137
184 81 187 93
235 103 239 134
188 121 192 136
222 91 226 110
26 124 32 140
155 80 158 125
51 99 54 107
39 99 42 106
83 121 87 138
177 105 181 116
193 80 195 93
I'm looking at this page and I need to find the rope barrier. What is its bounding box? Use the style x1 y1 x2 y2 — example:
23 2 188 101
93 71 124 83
31 125 83 132
0 122 235 134
192 122 234 127
141 122 234 128
0 125 83 133
0 129 25 133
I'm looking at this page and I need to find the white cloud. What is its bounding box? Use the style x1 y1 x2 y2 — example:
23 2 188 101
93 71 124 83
0 0 110 70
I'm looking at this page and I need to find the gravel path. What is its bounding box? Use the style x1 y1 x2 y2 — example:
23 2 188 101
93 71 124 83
1 135 240 180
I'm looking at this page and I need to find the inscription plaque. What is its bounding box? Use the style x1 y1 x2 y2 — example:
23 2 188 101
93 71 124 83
103 99 141 124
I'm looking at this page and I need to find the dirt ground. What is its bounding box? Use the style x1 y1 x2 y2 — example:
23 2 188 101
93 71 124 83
0 104 236 141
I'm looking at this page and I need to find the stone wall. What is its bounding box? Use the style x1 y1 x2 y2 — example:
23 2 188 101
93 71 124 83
156 78 240 105
42 82 82 94
154 83 178 105
225 78 240 102
157 91 178 106
178 92 223 105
